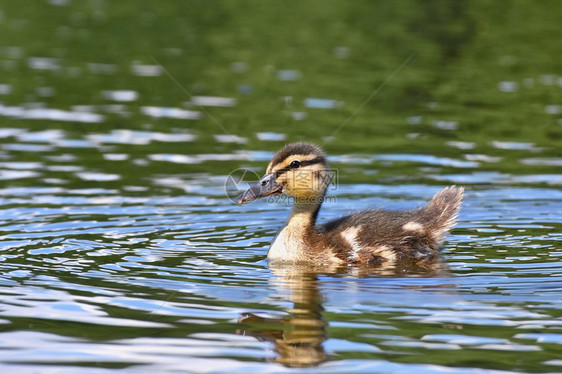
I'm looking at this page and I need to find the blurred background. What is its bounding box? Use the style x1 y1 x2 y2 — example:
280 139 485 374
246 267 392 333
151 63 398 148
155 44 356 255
1 0 561 183
0 1 561 372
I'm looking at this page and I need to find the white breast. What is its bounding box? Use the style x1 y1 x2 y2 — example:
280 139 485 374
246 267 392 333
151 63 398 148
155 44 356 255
267 225 308 262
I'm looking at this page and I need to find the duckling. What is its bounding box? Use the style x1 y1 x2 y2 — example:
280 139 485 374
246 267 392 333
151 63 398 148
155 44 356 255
238 142 463 265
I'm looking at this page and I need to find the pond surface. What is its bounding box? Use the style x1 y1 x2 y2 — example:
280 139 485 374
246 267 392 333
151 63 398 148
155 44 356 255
0 1 561 373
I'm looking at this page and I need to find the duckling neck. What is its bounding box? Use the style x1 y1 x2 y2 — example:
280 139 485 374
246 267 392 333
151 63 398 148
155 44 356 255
290 199 322 225
268 199 322 262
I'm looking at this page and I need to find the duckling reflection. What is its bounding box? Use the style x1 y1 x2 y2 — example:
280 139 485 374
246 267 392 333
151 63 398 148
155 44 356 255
237 264 328 368
237 261 452 368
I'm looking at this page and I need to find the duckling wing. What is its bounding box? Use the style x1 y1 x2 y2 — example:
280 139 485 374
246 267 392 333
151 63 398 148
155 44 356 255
318 186 463 263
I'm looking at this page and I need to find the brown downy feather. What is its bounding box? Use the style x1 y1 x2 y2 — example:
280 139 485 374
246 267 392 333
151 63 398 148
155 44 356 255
422 186 464 246
312 186 464 264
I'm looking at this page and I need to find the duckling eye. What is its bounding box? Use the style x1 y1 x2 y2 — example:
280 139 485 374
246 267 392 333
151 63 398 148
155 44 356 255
290 160 301 168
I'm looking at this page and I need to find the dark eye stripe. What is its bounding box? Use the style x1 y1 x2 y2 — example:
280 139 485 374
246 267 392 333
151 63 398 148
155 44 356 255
274 157 324 177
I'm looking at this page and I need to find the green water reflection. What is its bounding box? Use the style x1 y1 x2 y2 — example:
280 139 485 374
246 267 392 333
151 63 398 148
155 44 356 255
1 1 561 161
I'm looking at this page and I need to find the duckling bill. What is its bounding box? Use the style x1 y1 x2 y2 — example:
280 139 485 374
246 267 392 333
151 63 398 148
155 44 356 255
238 142 463 265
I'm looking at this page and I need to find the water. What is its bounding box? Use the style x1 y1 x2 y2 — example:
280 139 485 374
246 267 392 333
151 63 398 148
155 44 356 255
1 1 562 373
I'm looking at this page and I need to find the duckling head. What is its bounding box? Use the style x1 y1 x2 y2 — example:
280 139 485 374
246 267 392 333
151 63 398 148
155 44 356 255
238 142 331 204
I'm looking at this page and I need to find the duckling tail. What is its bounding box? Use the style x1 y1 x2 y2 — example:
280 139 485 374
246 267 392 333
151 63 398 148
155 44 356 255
425 186 464 245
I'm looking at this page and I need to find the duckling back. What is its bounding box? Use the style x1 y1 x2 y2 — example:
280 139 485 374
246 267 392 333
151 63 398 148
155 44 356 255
393 186 464 259
315 186 464 264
